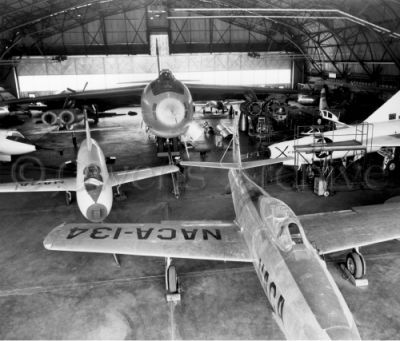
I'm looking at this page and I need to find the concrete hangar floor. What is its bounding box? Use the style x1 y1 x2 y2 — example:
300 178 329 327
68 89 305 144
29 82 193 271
0 110 399 339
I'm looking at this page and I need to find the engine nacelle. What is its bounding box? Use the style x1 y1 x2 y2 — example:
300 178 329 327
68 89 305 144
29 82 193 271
41 111 58 125
41 109 83 127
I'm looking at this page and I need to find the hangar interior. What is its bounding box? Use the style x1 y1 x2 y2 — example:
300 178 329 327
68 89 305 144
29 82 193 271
0 0 400 339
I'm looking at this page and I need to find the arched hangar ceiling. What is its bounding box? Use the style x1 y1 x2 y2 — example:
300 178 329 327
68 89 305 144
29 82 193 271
0 0 399 81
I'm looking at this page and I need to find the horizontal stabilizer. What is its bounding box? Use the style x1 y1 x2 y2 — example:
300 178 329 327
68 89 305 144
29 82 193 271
50 126 121 134
110 165 179 186
180 157 291 170
43 221 252 262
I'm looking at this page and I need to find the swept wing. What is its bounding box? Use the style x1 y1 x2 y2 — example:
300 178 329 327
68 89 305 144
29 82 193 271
3 84 294 112
110 165 179 186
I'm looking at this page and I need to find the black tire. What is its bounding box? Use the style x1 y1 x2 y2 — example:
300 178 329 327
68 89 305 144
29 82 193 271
167 266 178 293
65 192 73 205
346 252 364 279
386 161 396 172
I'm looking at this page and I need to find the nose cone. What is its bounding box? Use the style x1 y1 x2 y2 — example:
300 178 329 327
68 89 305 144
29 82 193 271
86 203 108 222
326 325 361 340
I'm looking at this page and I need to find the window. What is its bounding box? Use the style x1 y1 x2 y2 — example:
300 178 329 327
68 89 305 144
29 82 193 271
288 223 303 244
277 295 285 319
269 282 276 300
263 270 269 283
389 113 396 120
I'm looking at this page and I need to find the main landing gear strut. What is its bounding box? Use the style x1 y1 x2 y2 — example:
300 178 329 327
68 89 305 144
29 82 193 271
341 248 368 287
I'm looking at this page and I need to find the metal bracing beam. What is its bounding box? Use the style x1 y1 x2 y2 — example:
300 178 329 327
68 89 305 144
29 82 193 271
3 0 152 57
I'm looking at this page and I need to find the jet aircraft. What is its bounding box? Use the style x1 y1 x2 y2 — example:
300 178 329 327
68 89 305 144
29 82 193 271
267 90 400 170
43 116 400 339
1 69 293 143
0 112 179 222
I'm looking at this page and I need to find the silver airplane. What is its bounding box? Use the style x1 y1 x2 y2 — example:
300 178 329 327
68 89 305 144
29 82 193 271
43 116 400 339
0 112 179 222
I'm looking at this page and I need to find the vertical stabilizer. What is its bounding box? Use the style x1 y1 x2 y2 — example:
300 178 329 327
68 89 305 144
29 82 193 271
364 90 400 123
232 114 242 168
84 109 92 150
156 39 161 75
319 87 328 111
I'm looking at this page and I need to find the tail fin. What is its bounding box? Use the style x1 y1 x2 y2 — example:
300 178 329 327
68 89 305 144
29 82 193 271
232 114 242 168
156 39 161 75
319 87 328 111
84 109 92 150
364 90 400 123
0 87 16 102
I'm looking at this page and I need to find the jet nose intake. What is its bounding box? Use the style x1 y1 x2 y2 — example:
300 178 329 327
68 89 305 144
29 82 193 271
86 203 108 222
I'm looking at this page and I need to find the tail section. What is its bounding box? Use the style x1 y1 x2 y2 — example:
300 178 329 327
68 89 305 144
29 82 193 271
0 87 16 102
319 87 328 111
156 39 161 75
364 90 400 123
84 109 92 151
232 114 242 168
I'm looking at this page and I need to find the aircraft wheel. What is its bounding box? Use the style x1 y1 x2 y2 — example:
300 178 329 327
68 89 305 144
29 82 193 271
387 161 396 172
323 191 330 197
167 265 178 293
346 252 365 279
65 191 74 205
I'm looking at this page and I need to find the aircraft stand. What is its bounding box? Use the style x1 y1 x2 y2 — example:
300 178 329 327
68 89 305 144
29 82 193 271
293 123 370 196
165 257 181 303
165 140 185 199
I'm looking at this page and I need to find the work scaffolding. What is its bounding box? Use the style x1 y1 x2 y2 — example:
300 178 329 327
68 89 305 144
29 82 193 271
292 122 372 194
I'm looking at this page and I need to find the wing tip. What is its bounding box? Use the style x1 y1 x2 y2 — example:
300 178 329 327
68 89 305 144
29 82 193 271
43 222 66 250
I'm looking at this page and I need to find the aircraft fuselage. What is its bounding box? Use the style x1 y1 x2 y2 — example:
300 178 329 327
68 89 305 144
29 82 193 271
228 170 360 339
141 69 193 138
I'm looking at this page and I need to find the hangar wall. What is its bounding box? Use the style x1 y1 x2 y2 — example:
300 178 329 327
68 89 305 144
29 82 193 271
16 52 294 95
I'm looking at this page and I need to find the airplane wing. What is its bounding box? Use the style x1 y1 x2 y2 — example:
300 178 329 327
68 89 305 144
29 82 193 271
299 201 400 255
43 221 252 262
0 178 77 192
2 85 146 112
180 157 293 169
3 84 294 112
110 165 179 187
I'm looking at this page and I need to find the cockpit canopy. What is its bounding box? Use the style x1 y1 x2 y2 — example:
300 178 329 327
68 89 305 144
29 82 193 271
259 196 305 252
83 164 103 191
159 69 174 81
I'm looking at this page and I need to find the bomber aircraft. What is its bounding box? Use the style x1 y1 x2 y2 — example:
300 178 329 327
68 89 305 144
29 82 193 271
43 116 400 339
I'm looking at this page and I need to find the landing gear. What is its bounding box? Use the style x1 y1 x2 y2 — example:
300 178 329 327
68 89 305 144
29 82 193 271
65 191 73 205
165 258 181 302
114 185 127 201
341 248 368 287
346 249 366 279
